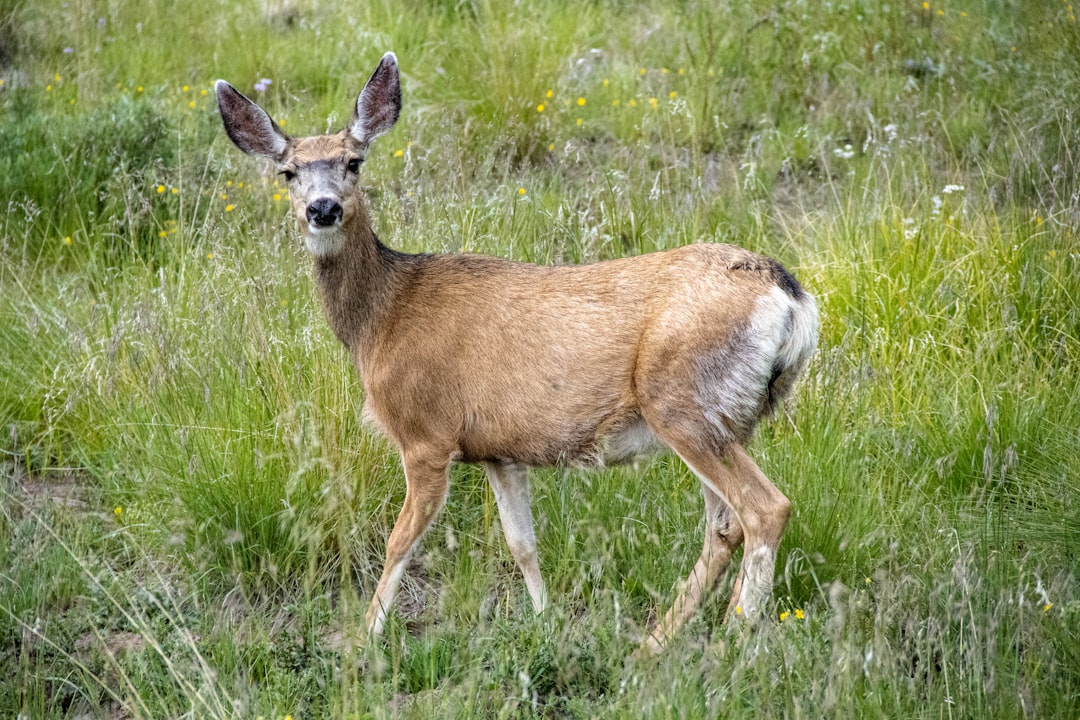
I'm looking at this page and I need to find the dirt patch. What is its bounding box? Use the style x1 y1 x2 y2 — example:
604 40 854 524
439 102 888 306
2 459 90 509
20 476 90 511
75 630 148 658
1 460 110 522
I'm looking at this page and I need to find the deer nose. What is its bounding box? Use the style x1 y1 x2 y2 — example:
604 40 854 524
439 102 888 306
307 198 343 227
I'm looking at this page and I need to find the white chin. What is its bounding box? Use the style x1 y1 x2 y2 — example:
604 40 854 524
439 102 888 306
304 226 344 257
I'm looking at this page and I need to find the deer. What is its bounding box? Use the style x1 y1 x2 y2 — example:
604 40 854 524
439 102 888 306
215 52 819 655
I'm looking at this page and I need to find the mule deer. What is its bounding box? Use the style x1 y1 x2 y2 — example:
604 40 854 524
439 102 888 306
216 52 818 654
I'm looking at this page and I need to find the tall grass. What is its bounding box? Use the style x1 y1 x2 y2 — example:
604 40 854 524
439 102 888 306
1 0 1078 717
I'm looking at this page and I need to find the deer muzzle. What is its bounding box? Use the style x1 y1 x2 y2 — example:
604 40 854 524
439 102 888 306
307 198 344 228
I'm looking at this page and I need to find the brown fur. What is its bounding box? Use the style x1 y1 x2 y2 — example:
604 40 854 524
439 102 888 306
216 52 819 653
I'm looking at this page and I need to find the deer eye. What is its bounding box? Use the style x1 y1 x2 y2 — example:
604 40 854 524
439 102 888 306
280 169 296 182
347 158 361 174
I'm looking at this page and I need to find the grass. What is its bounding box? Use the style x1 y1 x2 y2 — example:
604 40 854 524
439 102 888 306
1 0 1079 717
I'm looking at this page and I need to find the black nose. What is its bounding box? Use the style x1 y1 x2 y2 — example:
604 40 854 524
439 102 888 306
307 198 343 227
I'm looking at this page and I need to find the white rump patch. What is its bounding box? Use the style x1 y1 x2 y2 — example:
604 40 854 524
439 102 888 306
775 288 819 376
694 286 816 440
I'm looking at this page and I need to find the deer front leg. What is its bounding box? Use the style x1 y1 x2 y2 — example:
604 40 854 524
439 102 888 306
484 460 547 614
364 450 450 639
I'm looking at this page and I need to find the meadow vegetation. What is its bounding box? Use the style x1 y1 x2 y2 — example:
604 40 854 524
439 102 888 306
1 0 1078 717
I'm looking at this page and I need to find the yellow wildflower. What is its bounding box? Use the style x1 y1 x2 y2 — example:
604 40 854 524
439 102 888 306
794 608 805 620
577 97 586 106
114 506 123 516
779 611 790 622
157 185 166 194
517 187 526 196
536 103 544 112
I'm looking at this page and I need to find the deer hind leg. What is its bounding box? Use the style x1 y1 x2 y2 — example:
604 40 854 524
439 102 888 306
677 442 790 623
364 450 451 639
713 444 790 622
484 460 547 614
642 482 744 654
643 423 790 650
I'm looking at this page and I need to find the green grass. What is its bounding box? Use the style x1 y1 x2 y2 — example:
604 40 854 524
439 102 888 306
2 0 1079 717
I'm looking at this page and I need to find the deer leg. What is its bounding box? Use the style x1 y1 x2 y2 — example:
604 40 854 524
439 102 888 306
673 442 790 623
364 450 450 639
715 445 790 622
642 482 744 654
484 460 547 614
644 425 790 649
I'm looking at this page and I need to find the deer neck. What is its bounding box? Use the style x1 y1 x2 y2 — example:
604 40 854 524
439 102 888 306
311 207 405 360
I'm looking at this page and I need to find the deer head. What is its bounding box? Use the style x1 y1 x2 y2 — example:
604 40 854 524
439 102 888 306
215 52 401 257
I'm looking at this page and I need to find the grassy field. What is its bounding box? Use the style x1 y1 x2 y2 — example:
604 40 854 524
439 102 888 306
2 0 1079 717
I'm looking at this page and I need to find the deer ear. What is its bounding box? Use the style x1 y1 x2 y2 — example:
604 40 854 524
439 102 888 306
215 80 290 160
348 52 401 145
